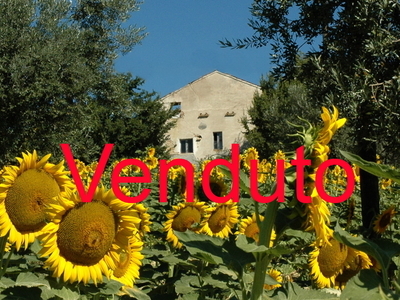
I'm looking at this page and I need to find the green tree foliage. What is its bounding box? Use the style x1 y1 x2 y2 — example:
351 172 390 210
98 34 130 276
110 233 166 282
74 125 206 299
89 73 176 161
221 0 400 230
0 0 174 164
242 75 319 159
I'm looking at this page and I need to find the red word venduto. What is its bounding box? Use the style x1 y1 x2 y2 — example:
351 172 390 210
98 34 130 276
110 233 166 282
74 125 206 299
60 144 355 204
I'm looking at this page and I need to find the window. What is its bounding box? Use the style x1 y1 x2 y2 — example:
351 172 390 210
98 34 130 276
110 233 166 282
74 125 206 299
171 102 181 118
180 139 193 153
213 132 223 150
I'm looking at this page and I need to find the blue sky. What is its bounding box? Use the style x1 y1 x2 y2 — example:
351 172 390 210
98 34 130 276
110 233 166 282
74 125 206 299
114 1 271 97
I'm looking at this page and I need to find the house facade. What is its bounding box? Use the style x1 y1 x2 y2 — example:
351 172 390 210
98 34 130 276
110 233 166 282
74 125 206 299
162 70 260 161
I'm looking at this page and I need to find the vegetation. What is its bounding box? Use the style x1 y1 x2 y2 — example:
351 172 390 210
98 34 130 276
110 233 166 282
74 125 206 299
241 75 320 159
221 0 400 229
0 0 175 165
1 107 400 300
2 1 400 299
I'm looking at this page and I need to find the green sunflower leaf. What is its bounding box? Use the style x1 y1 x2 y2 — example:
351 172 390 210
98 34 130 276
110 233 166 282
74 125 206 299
97 280 124 295
284 229 313 240
159 254 195 266
123 287 151 300
266 281 339 299
236 234 268 253
175 230 224 246
175 231 254 268
15 273 50 289
202 275 230 289
333 224 391 289
39 286 56 300
175 275 199 294
339 150 400 184
49 286 80 300
174 231 226 264
333 224 390 269
0 277 14 289
266 245 293 256
339 269 389 300
219 166 251 195
264 273 281 286
235 235 292 257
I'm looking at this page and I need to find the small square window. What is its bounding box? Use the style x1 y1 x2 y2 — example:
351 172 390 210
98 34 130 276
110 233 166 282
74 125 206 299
213 132 223 150
180 139 193 153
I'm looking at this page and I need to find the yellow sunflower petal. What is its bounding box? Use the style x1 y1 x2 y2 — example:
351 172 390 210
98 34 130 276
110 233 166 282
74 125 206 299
37 186 139 284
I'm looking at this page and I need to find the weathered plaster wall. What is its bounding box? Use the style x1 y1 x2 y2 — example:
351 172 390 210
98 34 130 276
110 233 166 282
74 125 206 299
162 71 260 161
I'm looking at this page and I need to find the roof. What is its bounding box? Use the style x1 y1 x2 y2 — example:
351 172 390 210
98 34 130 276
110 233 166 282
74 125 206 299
161 70 260 100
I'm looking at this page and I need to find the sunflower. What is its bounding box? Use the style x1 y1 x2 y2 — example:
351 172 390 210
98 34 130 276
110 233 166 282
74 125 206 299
196 176 228 202
144 156 158 170
111 234 144 287
309 106 346 168
302 172 333 246
166 165 191 196
303 107 346 246
309 237 348 288
129 203 152 237
310 142 330 169
1 241 11 253
332 165 341 177
303 194 333 246
272 150 291 171
369 254 382 273
0 150 73 250
111 159 140 177
73 159 102 186
256 159 272 184
175 167 187 195
264 269 283 290
318 106 346 146
241 147 259 170
164 200 210 248
201 200 239 238
168 165 184 181
0 166 6 177
335 247 372 290
117 186 152 237
147 147 156 157
352 165 360 183
236 213 276 246
198 160 224 179
38 186 139 285
380 178 393 190
373 206 396 234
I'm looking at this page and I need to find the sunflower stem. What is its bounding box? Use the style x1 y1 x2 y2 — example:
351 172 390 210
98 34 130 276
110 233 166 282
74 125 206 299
0 234 7 258
238 272 248 300
250 254 271 300
168 264 174 277
0 232 10 278
250 189 280 300
254 201 261 228
382 264 390 290
259 187 279 248
0 250 12 278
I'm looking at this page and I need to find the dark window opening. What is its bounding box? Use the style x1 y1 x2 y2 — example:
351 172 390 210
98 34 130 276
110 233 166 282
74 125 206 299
180 139 193 153
171 102 181 118
213 132 223 150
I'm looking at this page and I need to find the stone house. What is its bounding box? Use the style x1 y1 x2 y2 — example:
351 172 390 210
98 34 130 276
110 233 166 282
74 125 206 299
162 70 260 162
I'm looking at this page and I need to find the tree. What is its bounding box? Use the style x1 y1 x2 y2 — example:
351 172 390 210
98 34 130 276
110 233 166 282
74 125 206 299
0 0 173 165
221 1 400 230
89 73 176 161
242 75 320 159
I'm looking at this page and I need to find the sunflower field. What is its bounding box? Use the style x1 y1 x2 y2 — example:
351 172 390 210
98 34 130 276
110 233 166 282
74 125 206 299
1 106 400 300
